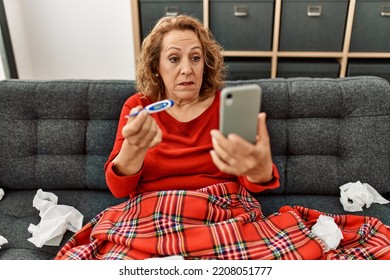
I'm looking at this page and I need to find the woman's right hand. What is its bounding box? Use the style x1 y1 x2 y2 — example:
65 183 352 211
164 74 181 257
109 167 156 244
112 106 162 176
122 106 162 150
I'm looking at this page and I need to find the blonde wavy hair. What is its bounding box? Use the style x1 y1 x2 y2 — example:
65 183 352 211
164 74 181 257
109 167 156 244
135 14 226 102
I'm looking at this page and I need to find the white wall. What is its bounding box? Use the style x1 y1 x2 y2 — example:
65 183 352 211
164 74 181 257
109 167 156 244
0 25 8 79
3 0 136 80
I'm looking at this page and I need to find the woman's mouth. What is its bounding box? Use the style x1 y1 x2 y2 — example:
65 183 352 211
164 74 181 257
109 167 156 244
178 81 194 86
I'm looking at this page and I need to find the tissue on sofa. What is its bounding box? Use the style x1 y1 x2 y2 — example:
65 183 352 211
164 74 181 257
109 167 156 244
28 189 84 248
339 181 390 212
0 236 7 249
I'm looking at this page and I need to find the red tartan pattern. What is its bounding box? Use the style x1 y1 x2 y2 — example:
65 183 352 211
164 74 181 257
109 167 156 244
55 182 390 260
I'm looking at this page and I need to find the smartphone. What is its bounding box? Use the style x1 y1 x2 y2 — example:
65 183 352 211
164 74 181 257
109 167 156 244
219 84 262 143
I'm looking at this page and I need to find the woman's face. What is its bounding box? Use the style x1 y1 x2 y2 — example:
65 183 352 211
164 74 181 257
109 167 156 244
158 29 204 103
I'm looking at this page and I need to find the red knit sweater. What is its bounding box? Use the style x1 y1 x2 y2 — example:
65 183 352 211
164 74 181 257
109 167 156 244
104 92 280 198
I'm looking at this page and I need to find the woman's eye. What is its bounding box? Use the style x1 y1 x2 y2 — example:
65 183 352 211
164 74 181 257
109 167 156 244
169 57 179 63
192 56 201 62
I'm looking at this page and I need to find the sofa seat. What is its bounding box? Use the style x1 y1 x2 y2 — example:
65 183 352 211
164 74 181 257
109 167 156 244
0 189 125 259
258 193 390 225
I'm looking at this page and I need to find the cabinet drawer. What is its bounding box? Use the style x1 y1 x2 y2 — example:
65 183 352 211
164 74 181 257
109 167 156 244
139 0 203 41
350 0 390 52
347 59 390 82
225 57 271 80
277 58 340 78
210 0 275 51
279 0 348 51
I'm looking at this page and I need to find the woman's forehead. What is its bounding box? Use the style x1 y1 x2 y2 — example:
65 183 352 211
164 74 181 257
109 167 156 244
161 30 202 51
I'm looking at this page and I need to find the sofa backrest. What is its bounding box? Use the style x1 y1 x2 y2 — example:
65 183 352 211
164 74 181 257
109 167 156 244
1 77 389 196
0 80 135 191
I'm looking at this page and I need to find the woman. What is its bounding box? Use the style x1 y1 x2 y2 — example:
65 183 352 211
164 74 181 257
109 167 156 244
104 14 279 199
55 15 390 260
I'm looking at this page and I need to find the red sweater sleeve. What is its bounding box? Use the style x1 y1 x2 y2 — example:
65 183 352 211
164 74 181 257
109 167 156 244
103 94 148 198
104 162 142 198
238 163 280 193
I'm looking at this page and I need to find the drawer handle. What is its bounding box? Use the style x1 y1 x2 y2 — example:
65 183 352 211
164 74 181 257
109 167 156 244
234 6 248 17
307 5 322 17
381 6 390 16
165 6 179 17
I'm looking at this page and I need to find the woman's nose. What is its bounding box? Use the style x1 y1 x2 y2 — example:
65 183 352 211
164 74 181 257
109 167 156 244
180 59 193 76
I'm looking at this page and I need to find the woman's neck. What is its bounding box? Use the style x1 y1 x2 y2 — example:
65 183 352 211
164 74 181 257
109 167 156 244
166 94 215 122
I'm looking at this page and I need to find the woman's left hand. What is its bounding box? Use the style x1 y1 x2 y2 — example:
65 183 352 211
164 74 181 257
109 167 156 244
210 112 274 184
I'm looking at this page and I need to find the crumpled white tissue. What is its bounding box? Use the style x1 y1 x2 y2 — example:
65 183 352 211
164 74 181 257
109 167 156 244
28 189 83 248
0 190 8 249
312 215 343 252
0 236 8 249
340 181 390 212
0 188 4 201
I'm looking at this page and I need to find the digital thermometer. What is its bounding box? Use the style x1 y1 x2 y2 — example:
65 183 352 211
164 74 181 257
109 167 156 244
125 99 174 118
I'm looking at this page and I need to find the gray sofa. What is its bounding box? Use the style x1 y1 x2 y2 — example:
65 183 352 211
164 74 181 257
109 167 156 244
0 76 389 260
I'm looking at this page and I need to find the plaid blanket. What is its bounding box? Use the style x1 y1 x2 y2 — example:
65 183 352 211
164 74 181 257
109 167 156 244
55 182 390 260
